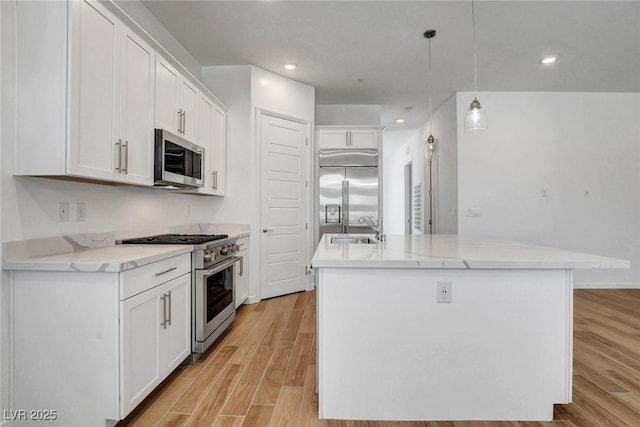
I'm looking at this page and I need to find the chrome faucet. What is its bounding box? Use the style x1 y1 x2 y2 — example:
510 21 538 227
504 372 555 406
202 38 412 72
358 216 384 241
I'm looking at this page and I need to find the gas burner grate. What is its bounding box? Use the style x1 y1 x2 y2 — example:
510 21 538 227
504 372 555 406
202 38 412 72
121 234 229 245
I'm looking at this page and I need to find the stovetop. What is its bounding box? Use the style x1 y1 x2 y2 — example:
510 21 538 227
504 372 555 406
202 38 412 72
121 234 229 245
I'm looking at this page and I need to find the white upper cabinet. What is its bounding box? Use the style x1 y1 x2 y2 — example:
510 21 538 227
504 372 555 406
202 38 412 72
180 79 199 143
155 55 199 143
210 106 227 196
180 93 227 196
155 57 181 134
118 28 155 185
67 0 120 181
16 0 155 186
316 126 383 150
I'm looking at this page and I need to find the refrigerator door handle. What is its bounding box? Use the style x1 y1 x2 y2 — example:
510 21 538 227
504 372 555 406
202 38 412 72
345 180 350 233
341 180 347 234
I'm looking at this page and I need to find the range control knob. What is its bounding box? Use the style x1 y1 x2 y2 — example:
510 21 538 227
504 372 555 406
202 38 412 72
220 247 229 256
204 252 212 261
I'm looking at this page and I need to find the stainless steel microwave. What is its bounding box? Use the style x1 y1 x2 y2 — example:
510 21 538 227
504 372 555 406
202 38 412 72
154 129 204 188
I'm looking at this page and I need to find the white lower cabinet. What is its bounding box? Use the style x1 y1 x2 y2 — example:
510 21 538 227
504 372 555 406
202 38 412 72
234 238 250 307
120 273 190 417
10 253 191 426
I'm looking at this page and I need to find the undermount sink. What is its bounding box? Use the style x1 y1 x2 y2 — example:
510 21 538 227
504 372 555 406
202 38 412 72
330 236 376 244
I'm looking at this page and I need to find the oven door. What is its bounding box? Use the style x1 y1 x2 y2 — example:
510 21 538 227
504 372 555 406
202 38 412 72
194 257 238 342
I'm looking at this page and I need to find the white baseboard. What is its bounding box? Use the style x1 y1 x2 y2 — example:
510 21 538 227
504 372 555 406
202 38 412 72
245 295 261 304
574 282 640 289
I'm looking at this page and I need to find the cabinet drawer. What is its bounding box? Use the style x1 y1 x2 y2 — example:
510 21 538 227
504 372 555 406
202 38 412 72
120 253 191 300
236 237 249 251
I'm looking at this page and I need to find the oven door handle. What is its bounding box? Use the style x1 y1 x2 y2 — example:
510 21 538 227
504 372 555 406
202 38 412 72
200 256 240 276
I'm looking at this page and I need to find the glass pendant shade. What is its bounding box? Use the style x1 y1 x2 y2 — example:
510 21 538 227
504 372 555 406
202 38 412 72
464 98 487 133
424 134 436 159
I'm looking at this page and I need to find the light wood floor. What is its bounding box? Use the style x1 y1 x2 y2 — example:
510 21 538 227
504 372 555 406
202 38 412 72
117 289 640 427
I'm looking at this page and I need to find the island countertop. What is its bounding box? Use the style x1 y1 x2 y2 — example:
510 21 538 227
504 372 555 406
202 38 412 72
311 234 630 270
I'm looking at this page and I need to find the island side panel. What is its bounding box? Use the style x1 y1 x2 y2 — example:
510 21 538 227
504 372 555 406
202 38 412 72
11 271 120 426
317 267 572 421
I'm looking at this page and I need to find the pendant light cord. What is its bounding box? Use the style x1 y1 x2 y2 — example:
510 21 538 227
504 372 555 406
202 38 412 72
472 0 478 98
428 36 433 136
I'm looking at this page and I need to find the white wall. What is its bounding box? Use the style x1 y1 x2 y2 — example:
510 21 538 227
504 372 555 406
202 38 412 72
457 92 640 287
383 95 458 235
1 1 14 420
315 104 381 126
201 65 315 301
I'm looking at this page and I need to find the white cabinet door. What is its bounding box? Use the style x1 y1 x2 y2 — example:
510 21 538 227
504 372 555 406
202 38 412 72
317 128 380 149
155 55 199 143
210 106 227 195
234 250 249 308
155 56 181 135
180 79 199 143
120 272 191 418
68 0 119 180
118 27 155 185
349 129 379 149
317 129 349 149
160 274 191 373
120 284 162 418
196 94 215 194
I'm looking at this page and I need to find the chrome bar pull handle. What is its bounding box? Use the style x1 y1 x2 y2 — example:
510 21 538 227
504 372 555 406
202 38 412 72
166 291 172 326
177 109 183 134
239 257 244 277
154 266 177 277
121 140 128 174
160 294 167 329
115 139 122 172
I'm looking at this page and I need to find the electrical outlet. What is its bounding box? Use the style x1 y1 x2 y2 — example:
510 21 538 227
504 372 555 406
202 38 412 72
437 281 452 303
58 202 70 222
76 202 86 222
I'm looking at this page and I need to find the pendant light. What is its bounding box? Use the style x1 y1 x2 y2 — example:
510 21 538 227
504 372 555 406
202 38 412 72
464 0 488 133
423 29 437 158
423 29 437 235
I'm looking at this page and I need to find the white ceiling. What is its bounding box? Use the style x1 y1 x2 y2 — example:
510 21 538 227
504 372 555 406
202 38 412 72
141 1 640 131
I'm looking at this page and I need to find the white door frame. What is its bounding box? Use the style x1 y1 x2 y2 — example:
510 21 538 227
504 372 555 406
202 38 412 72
255 108 313 299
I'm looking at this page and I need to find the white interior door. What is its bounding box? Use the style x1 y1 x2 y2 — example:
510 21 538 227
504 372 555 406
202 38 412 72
260 113 308 299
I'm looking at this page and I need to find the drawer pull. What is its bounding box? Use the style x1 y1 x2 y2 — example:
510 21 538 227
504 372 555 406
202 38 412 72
154 267 177 277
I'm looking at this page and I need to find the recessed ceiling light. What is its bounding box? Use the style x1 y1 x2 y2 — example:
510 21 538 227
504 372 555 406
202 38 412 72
284 64 297 70
396 118 405 124
541 56 557 65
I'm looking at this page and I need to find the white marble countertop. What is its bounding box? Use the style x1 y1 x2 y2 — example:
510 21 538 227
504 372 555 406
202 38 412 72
311 234 630 270
3 244 193 273
2 224 251 273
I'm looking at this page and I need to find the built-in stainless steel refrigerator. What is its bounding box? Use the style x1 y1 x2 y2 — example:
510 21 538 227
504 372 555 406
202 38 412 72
318 149 380 238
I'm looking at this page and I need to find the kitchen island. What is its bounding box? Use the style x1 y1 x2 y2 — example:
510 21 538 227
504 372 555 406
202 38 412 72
311 234 628 422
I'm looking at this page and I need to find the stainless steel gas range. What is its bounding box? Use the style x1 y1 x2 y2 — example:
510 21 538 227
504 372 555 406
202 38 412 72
121 233 241 363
